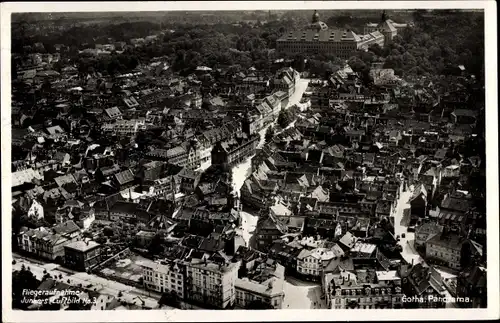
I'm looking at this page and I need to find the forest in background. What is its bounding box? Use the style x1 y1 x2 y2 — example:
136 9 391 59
12 10 484 80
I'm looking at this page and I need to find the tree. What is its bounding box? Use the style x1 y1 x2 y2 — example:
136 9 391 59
95 236 107 244
159 291 180 308
245 300 274 309
41 79 53 94
103 226 114 237
147 233 165 255
264 126 275 143
277 109 291 129
368 43 383 56
40 300 61 310
12 267 40 309
292 54 306 72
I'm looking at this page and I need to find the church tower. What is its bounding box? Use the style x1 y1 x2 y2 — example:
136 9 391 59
312 10 320 23
377 10 396 46
306 10 328 31
381 10 388 22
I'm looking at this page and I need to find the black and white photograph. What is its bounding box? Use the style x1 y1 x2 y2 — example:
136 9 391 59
1 1 498 322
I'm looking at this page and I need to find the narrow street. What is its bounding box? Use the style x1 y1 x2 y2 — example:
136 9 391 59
391 184 424 266
256 78 310 149
390 186 458 308
236 211 259 248
231 156 253 194
232 78 310 247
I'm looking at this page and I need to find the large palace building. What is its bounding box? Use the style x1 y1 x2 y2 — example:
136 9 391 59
276 11 385 59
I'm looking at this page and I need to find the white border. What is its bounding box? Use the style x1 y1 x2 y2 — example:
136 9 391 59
1 1 498 322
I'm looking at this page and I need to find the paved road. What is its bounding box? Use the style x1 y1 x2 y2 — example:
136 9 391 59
285 79 310 110
231 156 253 194
391 185 425 266
257 78 310 149
282 276 326 309
233 79 310 246
390 188 458 309
235 211 259 248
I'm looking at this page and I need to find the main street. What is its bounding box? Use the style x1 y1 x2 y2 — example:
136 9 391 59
391 184 424 266
12 254 162 309
233 78 310 248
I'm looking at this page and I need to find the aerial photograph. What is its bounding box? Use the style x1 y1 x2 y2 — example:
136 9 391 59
8 7 488 313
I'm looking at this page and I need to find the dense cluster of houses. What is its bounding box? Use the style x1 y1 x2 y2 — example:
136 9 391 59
11 17 486 311
238 63 486 309
11 37 306 309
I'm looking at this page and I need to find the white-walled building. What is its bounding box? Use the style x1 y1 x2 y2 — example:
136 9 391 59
297 246 345 278
27 199 44 220
102 119 147 136
140 259 185 299
235 263 285 309
185 259 240 309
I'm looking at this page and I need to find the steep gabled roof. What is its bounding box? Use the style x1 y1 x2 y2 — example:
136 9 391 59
114 169 135 185
409 184 427 202
53 220 80 235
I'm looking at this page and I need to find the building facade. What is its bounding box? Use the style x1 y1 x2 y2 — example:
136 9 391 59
211 134 260 167
364 11 409 45
101 118 147 136
185 260 240 309
64 240 103 272
415 222 444 249
425 232 465 270
140 259 186 299
273 67 300 98
324 270 404 309
18 221 81 261
235 263 285 309
456 265 487 308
